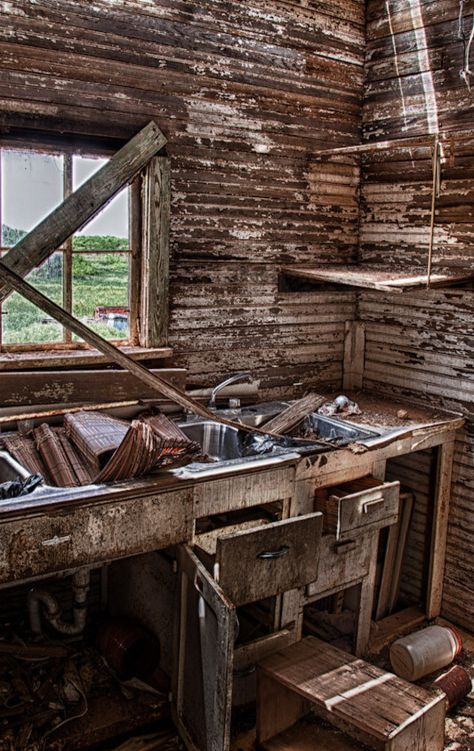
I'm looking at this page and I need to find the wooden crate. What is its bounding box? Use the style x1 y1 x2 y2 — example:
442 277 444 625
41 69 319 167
257 636 445 751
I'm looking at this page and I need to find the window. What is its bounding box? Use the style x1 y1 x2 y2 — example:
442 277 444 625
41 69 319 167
0 147 134 350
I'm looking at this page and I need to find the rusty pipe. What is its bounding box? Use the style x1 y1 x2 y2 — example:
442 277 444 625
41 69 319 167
28 568 91 636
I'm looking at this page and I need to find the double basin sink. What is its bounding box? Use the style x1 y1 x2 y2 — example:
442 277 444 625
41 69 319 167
0 402 380 489
176 403 379 473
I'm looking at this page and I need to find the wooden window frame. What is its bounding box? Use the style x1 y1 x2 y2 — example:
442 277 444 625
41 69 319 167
0 131 169 361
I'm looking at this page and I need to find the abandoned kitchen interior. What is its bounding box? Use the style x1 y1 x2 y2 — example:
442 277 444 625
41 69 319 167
0 1 473 750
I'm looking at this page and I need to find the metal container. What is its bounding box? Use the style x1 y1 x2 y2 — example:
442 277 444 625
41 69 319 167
432 665 472 710
390 625 462 681
97 617 160 679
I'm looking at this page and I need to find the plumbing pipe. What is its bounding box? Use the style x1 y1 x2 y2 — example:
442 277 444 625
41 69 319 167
28 568 91 636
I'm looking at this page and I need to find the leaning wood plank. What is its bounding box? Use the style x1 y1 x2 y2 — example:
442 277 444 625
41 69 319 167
376 492 413 621
0 263 330 437
263 393 325 435
0 121 167 304
388 493 414 613
375 520 400 621
0 259 221 421
427 440 455 619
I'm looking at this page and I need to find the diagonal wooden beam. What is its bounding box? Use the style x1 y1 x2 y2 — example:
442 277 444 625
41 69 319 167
0 258 217 419
0 121 167 304
0 260 328 441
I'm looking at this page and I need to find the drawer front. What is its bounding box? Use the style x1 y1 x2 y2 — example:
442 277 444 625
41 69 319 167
217 513 322 605
306 532 372 598
334 480 400 541
0 490 192 584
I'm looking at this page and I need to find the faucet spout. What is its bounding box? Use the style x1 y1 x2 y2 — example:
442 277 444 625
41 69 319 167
208 372 252 409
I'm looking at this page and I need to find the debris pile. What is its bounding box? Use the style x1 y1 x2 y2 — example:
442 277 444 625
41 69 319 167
1 410 201 487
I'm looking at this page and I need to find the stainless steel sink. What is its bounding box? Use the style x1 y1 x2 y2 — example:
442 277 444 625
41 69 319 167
216 401 289 428
178 421 243 461
211 401 380 445
303 414 379 445
177 418 327 475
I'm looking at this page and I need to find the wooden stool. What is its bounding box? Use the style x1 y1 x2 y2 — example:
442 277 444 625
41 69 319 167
257 636 445 751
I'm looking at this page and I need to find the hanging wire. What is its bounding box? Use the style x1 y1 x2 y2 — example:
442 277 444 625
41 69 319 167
458 0 474 91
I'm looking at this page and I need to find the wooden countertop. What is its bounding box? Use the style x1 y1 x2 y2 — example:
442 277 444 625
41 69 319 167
321 390 464 438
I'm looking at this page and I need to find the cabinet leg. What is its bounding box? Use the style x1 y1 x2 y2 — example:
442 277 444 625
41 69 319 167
256 670 310 745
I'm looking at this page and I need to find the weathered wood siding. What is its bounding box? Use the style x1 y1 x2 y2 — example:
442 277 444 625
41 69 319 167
361 0 474 629
0 0 365 398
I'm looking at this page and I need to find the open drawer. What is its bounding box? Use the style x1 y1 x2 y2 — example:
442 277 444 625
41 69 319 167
195 513 322 606
315 476 400 541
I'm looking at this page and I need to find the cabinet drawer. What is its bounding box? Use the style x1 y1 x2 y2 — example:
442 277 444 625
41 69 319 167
306 532 373 598
315 476 400 541
216 513 322 605
0 490 192 585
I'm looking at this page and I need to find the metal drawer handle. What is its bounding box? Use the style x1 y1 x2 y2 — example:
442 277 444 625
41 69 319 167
363 497 384 513
41 535 72 547
257 545 290 560
334 540 357 554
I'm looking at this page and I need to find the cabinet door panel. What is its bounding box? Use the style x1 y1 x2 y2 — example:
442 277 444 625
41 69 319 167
175 545 237 751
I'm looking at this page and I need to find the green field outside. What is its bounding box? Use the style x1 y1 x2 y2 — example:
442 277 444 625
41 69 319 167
1 234 129 344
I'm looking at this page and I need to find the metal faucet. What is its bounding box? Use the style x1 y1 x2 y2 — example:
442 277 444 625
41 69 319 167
208 372 252 409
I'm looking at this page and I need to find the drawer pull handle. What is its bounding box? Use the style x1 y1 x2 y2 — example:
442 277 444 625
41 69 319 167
41 535 72 547
334 540 357 554
363 498 384 513
257 545 289 560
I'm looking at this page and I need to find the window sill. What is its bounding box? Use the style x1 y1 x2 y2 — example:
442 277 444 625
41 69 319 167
0 346 173 371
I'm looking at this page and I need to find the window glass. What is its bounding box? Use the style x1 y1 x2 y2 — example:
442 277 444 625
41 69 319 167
0 148 132 349
1 150 63 245
72 156 129 242
72 252 129 340
2 252 63 344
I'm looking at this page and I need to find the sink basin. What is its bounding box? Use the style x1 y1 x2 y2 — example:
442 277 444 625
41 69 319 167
208 402 289 428
303 414 379 445
178 421 242 461
211 401 380 446
177 418 328 474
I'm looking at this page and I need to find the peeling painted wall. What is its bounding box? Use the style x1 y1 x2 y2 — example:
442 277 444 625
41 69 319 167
0 0 365 398
361 0 474 630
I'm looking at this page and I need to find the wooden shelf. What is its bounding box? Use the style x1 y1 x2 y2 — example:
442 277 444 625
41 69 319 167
281 265 474 293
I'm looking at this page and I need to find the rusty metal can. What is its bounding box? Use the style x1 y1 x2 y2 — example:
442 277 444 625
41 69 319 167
432 665 472 710
97 617 160 679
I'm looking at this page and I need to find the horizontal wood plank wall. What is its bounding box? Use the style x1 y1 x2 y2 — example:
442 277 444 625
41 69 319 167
360 0 474 629
0 0 365 398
